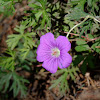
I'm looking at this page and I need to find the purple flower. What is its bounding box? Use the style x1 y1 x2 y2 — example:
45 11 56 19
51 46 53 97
36 32 72 73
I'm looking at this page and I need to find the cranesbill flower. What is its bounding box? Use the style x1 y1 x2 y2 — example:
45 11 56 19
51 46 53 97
36 32 72 73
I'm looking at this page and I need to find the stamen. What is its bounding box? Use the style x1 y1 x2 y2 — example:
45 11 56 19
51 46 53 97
51 48 60 57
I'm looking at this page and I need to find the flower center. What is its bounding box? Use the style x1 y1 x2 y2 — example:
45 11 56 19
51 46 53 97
51 48 60 57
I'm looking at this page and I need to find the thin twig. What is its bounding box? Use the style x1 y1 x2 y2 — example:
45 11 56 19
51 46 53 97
64 32 100 42
37 64 42 67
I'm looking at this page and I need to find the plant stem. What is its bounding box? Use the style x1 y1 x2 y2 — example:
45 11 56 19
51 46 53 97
66 15 100 38
90 16 100 23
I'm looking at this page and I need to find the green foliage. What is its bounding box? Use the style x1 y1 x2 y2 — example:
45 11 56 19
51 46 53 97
67 8 88 20
67 0 87 20
6 34 22 50
67 0 99 16
0 71 29 98
27 0 51 28
49 66 79 95
64 17 77 32
75 39 90 52
91 39 100 53
23 32 37 48
0 0 18 17
19 48 30 60
87 0 99 15
66 0 100 36
6 24 25 50
73 54 95 74
6 24 37 50
75 45 89 52
0 49 15 71
73 55 84 66
80 54 95 74
0 71 12 93
10 72 29 97
0 0 100 98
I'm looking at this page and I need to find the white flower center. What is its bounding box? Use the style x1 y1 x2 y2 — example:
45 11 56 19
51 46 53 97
51 48 60 57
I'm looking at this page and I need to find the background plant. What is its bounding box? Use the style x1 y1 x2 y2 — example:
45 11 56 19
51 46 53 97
0 0 100 99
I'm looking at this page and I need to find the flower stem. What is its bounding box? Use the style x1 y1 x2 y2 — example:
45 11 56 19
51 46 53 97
66 15 100 38
90 16 100 23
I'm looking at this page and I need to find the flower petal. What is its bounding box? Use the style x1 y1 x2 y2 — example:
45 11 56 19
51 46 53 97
40 32 56 48
58 53 72 69
36 44 51 62
56 36 71 52
37 32 55 62
42 58 58 73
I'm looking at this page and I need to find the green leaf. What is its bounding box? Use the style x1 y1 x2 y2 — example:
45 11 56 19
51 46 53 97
0 0 15 17
0 49 15 71
87 0 92 7
0 72 12 92
80 53 95 74
14 25 26 34
9 72 29 97
22 65 31 71
73 55 84 66
19 48 30 60
22 32 37 48
76 40 87 45
28 0 51 29
29 3 41 9
75 0 87 10
88 34 94 39
75 45 90 52
49 66 79 95
87 54 95 69
80 59 87 74
49 75 64 90
91 40 100 53
35 11 42 21
67 8 88 20
6 34 22 50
